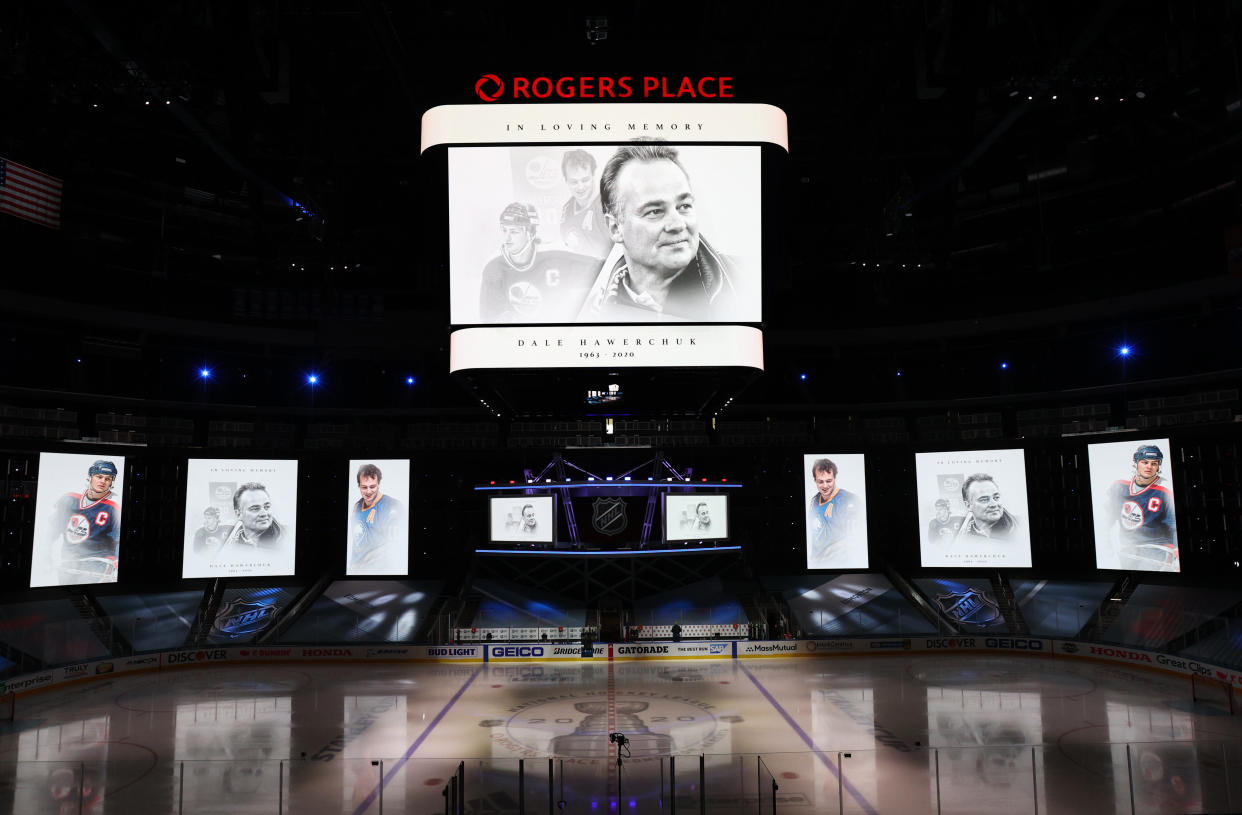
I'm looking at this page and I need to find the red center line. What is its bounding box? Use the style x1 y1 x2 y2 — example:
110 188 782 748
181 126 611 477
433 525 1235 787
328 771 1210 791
607 657 618 803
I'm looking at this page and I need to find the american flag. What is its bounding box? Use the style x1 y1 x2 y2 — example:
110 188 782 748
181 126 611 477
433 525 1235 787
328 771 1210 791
0 157 62 229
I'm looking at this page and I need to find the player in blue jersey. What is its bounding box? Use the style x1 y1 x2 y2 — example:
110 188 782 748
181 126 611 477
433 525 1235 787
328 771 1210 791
1104 444 1178 571
47 459 121 583
807 458 862 567
479 202 602 323
350 463 405 570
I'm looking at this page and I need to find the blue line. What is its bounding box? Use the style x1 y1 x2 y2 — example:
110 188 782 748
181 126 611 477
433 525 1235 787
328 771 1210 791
739 663 880 815
352 665 483 815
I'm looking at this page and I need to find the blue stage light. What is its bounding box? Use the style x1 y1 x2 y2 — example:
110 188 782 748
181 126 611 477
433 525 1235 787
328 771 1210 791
406 376 416 385
307 373 319 385
1119 345 1131 356
199 368 211 379
799 373 807 381
1000 362 1008 369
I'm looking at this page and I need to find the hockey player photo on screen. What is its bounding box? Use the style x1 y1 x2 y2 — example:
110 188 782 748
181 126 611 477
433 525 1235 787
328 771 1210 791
916 449 1032 568
448 144 761 325
1088 438 1179 572
489 495 555 544
182 459 298 578
803 453 869 570
346 459 410 576
30 452 125 587
664 493 729 542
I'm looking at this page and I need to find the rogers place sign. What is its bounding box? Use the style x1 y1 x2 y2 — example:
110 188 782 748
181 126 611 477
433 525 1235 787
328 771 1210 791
475 75 733 102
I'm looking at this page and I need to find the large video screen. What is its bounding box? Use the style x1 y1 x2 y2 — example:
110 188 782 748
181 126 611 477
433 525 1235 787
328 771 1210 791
346 459 410 576
30 452 125 587
1088 438 1179 572
664 494 729 542
448 144 761 325
490 495 556 544
803 453 869 569
916 449 1032 568
182 459 299 578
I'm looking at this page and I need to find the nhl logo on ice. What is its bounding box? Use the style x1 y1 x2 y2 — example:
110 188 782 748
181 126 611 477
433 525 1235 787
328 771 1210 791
592 497 627 536
936 589 1002 628
212 599 277 639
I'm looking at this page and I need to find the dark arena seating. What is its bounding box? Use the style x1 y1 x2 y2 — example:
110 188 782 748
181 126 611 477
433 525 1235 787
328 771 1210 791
2 4 1242 813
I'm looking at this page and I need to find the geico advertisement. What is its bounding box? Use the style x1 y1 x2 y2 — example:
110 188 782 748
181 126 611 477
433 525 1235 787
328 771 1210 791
488 644 606 661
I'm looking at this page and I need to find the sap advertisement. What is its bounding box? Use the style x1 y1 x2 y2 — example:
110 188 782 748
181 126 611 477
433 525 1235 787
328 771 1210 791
490 495 556 544
30 452 125 587
430 102 785 372
664 494 728 542
802 453 869 570
916 449 1032 568
345 460 410 576
1088 438 1179 572
182 459 298 578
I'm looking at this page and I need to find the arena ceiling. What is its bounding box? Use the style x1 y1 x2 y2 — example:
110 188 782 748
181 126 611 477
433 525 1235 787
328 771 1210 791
1 1 1240 416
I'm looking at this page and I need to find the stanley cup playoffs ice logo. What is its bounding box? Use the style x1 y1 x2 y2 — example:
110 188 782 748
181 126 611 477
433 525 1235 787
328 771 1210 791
550 701 672 757
592 497 627 536
490 690 729 759
936 589 1002 628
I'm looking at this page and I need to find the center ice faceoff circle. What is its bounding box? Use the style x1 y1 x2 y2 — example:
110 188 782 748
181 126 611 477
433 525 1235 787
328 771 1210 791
498 691 725 757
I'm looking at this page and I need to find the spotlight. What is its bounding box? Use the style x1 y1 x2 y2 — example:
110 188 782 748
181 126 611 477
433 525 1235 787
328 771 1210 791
799 373 807 381
406 376 416 385
1119 346 1131 357
199 368 211 379
1000 362 1008 370
307 373 319 385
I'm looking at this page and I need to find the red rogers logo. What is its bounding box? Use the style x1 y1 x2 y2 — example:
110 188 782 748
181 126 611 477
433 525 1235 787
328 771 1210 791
475 74 505 102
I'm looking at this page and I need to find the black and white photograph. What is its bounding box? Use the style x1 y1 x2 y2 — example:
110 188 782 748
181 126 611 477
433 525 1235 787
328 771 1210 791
182 458 299 578
30 452 125 587
802 453 869 570
489 495 555 544
346 459 411 576
664 493 729 542
916 449 1032 568
449 144 762 325
1088 438 1179 573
